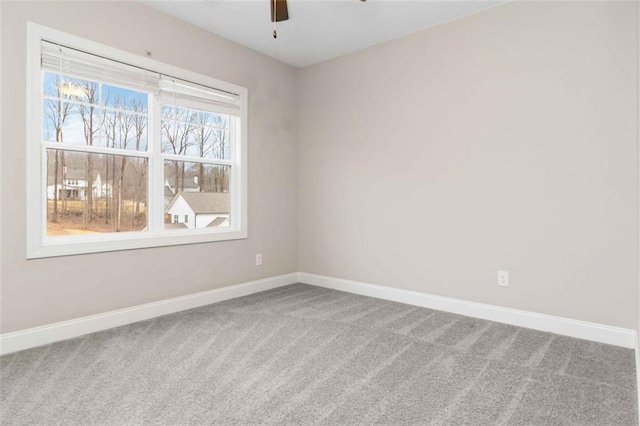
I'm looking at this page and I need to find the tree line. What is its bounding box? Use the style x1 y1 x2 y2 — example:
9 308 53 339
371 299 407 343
161 106 230 193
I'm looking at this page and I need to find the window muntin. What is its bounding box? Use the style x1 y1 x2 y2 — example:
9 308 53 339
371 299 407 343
28 25 247 258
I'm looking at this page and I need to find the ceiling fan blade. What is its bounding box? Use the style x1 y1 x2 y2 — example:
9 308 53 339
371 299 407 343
270 0 289 22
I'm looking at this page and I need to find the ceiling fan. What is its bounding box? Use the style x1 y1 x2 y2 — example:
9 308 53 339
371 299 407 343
270 0 367 39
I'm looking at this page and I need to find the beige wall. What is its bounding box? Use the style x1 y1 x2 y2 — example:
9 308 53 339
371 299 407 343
2 0 638 335
297 1 638 328
0 1 298 333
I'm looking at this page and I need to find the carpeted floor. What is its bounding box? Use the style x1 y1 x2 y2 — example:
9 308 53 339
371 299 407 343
0 283 637 425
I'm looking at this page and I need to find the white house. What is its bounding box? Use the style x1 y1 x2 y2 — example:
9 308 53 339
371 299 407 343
164 176 200 208
165 191 229 229
47 169 111 200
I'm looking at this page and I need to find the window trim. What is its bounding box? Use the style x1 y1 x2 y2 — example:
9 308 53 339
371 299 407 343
26 23 248 259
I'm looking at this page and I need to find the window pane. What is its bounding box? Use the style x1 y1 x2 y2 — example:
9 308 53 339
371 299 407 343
43 72 61 98
43 100 106 147
46 149 148 236
101 110 148 151
161 105 231 160
163 160 230 230
103 84 148 112
43 72 101 144
43 100 79 143
161 106 192 156
43 73 149 151
43 72 99 103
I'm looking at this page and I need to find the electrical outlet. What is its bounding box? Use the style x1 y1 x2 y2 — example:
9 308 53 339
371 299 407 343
256 254 263 266
498 271 509 287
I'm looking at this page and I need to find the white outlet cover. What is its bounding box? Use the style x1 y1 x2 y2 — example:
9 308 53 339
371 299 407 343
498 271 509 287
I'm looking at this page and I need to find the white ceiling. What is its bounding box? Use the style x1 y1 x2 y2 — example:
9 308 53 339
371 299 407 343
143 0 507 68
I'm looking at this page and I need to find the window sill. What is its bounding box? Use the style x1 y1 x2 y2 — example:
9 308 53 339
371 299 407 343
27 228 248 259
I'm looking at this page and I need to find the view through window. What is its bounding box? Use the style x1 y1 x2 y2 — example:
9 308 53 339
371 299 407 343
28 26 247 258
44 72 150 235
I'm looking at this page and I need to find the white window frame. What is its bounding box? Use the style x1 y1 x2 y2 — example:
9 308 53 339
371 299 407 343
26 23 248 259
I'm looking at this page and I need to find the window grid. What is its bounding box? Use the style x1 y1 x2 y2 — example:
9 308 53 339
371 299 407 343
27 23 248 258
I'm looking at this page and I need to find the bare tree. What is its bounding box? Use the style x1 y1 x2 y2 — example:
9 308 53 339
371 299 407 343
211 115 230 192
44 76 72 222
192 112 214 192
103 109 117 225
162 107 194 192
77 82 99 227
103 97 135 231
131 101 147 227
116 110 135 231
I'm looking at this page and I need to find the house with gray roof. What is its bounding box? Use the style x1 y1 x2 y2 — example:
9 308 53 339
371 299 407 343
164 176 199 193
164 176 200 209
165 191 229 229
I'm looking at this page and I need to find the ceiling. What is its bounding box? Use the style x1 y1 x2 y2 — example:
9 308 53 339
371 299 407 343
143 0 507 68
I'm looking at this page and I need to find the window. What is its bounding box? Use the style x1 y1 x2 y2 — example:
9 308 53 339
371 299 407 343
27 24 248 258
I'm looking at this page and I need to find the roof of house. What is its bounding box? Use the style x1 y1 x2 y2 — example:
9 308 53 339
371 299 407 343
164 222 188 230
207 217 228 227
166 177 199 189
168 191 230 214
66 169 99 180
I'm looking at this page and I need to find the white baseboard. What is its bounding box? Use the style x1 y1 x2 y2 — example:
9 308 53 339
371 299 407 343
2 271 635 355
298 272 636 349
0 273 298 356
635 333 640 424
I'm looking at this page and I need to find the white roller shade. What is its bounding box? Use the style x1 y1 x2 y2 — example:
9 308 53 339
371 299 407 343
159 75 241 114
41 41 160 94
41 41 240 114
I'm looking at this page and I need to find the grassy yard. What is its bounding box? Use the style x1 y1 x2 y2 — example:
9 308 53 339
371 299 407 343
47 199 147 236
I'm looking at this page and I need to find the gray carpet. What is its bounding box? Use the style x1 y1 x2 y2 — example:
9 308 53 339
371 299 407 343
0 284 637 425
